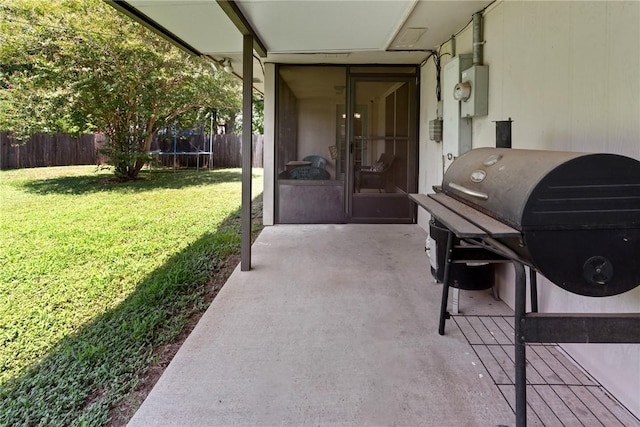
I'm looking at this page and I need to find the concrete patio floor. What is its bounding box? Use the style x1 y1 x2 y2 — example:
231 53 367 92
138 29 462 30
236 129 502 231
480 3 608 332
127 224 637 427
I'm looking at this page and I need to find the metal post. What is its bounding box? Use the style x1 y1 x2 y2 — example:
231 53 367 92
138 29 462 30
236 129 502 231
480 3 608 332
438 231 455 335
241 34 253 271
514 262 527 427
529 267 538 313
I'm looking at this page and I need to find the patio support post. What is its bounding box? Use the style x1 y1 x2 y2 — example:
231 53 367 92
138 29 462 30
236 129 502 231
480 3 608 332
241 34 253 271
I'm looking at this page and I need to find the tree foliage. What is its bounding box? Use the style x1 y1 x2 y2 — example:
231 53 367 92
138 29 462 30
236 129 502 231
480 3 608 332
0 0 242 179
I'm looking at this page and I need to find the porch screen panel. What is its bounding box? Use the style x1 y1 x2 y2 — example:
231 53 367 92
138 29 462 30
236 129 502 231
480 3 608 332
277 76 298 173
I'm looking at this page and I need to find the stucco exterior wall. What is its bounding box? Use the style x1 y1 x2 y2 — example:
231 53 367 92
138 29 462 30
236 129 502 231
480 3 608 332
419 0 640 416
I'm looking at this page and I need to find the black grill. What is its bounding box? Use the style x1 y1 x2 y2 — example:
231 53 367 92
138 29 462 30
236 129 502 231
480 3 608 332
410 148 640 427
441 147 640 296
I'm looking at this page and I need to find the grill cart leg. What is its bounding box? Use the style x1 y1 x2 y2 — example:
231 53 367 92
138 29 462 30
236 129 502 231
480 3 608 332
529 267 538 313
438 230 455 335
514 262 527 427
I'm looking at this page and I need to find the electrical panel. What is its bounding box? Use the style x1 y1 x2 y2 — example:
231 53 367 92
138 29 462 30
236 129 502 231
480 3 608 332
443 54 473 167
460 65 489 117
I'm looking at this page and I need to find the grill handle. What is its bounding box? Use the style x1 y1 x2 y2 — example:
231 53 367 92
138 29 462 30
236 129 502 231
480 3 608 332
448 182 489 200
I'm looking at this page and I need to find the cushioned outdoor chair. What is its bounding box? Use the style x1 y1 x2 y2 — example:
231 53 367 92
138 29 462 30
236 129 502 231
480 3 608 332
287 165 330 180
355 153 395 192
302 155 328 170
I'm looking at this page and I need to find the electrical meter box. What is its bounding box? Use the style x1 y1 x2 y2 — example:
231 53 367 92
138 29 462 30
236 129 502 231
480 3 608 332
443 54 473 163
460 65 489 117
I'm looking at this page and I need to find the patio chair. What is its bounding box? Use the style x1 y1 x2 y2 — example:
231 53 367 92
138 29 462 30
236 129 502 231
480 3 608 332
355 153 395 192
302 155 328 170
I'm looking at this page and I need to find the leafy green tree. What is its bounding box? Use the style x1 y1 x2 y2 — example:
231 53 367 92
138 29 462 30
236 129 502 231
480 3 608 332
252 93 265 135
0 0 241 179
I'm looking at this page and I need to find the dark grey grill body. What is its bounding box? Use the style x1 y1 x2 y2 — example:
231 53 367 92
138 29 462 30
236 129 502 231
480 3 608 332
442 148 640 297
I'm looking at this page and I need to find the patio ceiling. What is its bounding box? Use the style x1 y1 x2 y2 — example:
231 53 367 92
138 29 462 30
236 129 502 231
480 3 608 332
111 0 492 92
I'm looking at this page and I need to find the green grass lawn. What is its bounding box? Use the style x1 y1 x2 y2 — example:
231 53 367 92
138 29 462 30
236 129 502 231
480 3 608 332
0 165 263 425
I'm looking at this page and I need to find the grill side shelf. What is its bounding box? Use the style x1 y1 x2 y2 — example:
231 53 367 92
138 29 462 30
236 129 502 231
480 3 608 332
429 193 520 238
409 193 487 238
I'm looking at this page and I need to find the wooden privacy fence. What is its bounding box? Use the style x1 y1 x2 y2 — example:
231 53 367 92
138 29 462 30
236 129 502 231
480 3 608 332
213 134 264 168
0 133 263 170
0 133 107 170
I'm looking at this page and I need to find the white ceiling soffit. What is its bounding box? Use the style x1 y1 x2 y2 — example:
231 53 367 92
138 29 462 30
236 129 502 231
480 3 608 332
126 0 243 55
392 0 494 51
236 0 416 54
117 0 493 90
238 0 493 64
123 1 493 61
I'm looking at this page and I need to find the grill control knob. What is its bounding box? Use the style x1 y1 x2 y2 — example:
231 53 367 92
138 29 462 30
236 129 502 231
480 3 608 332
583 256 614 286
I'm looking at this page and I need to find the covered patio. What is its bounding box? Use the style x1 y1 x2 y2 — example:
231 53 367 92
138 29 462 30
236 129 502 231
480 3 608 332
107 0 640 423
127 225 638 426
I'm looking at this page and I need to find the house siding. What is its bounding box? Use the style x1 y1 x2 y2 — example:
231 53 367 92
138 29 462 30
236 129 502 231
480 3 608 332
419 0 640 416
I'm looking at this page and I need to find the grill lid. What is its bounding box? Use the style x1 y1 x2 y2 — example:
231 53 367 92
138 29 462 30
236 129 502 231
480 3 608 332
441 148 640 297
442 148 640 230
